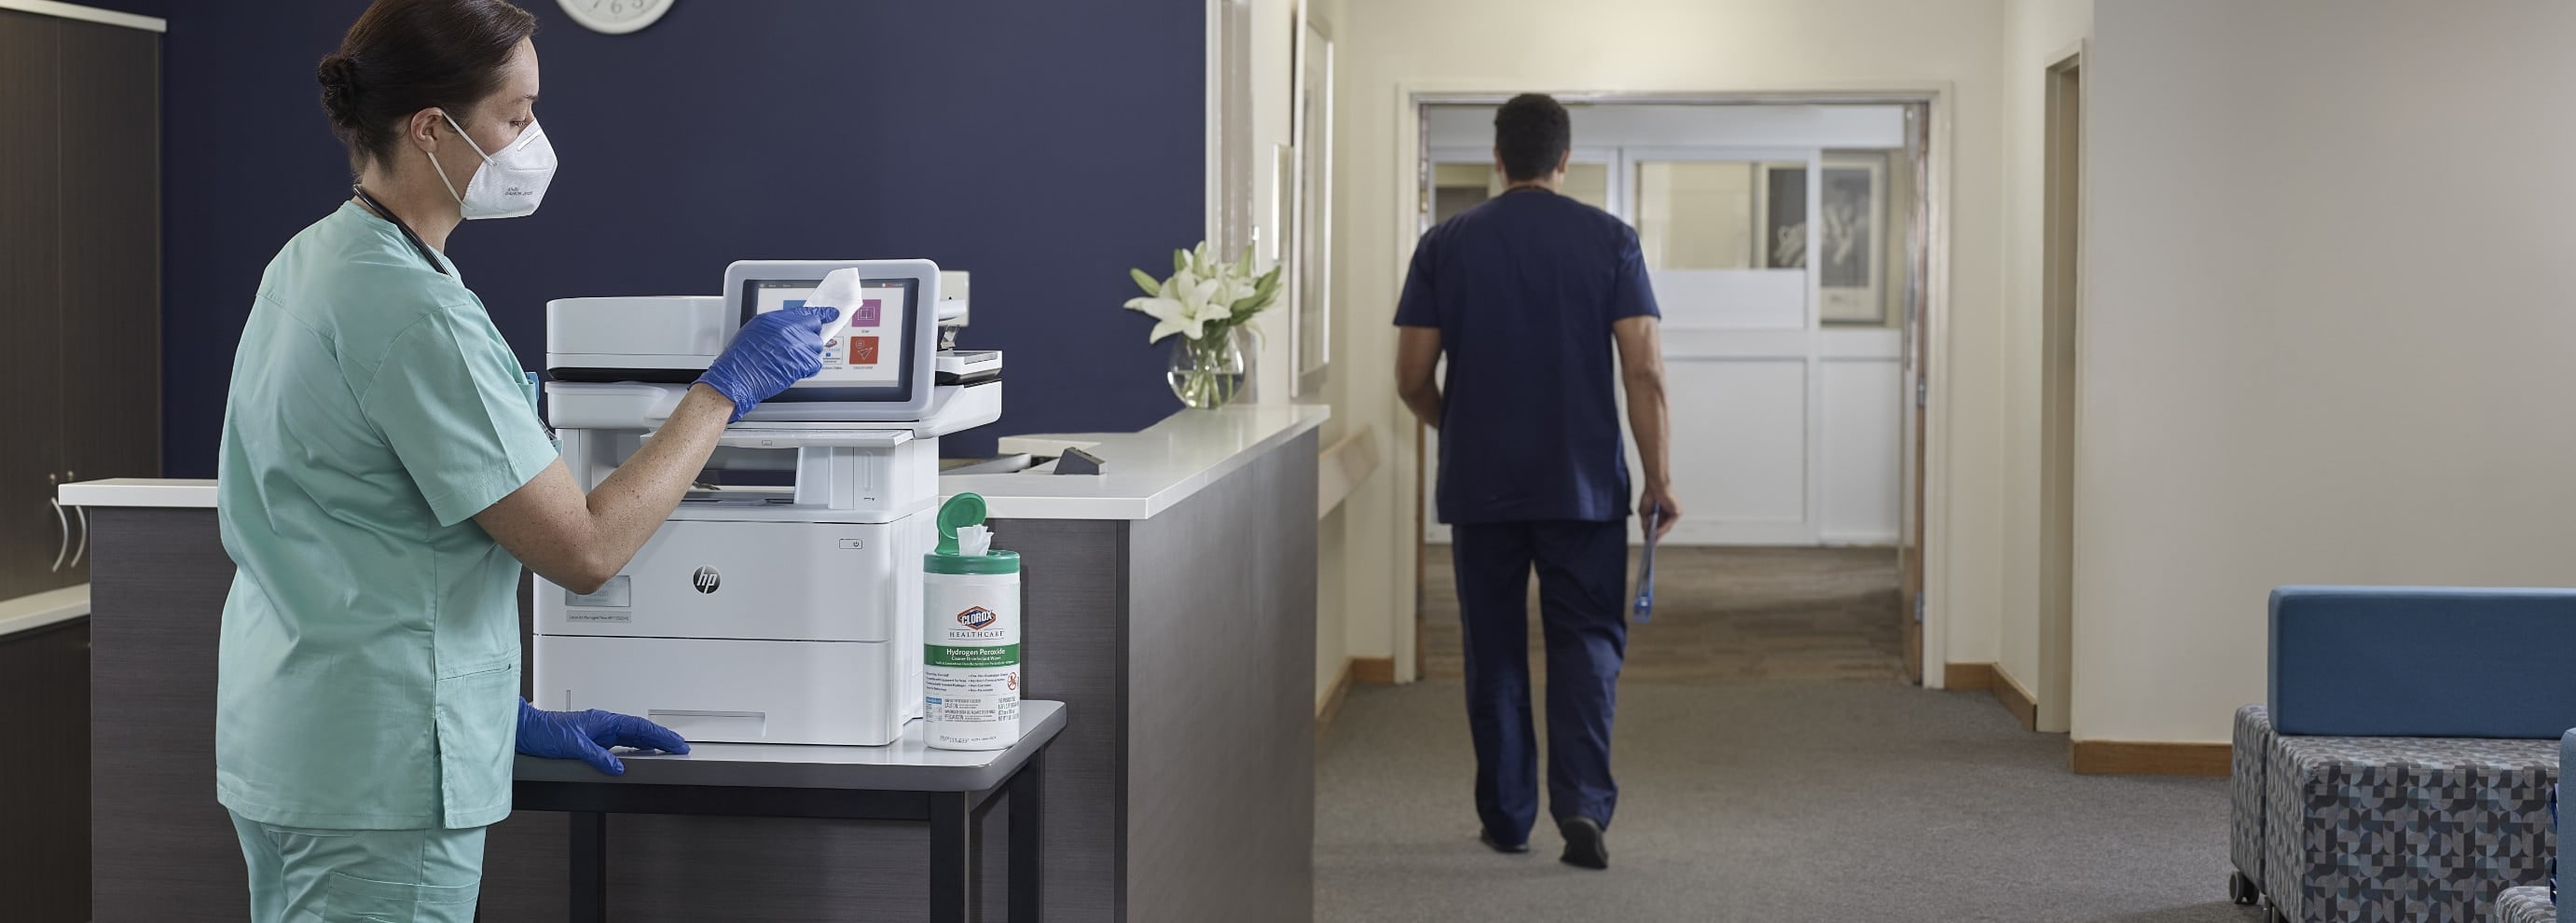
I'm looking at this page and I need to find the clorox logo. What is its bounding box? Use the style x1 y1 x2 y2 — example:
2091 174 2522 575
957 606 999 630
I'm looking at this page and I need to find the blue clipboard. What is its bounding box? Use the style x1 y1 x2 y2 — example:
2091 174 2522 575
1633 508 1661 622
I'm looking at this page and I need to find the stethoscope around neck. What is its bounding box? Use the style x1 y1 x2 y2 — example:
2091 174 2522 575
351 185 449 276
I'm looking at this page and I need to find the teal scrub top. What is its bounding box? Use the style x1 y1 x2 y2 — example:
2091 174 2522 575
214 201 558 831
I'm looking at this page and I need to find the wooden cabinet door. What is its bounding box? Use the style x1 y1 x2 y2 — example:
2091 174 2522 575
0 10 68 600
56 20 163 587
0 619 93 923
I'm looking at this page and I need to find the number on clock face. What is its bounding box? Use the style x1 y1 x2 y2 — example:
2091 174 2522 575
562 0 671 33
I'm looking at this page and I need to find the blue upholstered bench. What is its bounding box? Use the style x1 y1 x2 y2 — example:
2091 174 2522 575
2230 586 2576 923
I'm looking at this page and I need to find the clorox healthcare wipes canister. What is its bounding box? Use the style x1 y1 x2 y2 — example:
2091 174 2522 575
923 492 1022 751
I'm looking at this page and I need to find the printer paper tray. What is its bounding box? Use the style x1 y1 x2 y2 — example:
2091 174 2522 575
532 635 915 746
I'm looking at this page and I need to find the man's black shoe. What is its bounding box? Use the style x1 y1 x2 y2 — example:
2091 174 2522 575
1480 829 1529 854
1558 816 1608 870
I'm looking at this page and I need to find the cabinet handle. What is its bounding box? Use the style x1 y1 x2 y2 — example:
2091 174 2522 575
49 497 71 572
69 506 90 569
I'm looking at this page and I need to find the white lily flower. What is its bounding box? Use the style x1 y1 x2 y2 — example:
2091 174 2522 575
1125 273 1234 343
1124 241 1275 346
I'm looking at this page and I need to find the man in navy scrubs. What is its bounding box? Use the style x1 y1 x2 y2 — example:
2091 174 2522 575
1395 92 1676 871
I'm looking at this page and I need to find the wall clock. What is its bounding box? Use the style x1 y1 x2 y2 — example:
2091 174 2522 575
558 0 673 34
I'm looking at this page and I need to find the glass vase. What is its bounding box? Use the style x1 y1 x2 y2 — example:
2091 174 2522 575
1166 328 1250 409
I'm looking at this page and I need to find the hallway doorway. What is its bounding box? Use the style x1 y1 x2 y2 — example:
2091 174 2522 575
1405 95 1940 686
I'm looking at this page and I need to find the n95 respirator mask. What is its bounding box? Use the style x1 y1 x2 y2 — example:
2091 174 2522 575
428 112 557 220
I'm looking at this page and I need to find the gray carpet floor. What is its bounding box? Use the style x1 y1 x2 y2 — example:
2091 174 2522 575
1315 681 2259 922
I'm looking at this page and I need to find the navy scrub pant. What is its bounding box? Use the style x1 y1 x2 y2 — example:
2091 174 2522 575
1449 519 1629 844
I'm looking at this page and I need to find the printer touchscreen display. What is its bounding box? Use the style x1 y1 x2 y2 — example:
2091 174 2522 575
746 278 915 395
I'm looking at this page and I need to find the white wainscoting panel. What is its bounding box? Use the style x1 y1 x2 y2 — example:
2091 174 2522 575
1667 359 1807 544
1819 358 1904 543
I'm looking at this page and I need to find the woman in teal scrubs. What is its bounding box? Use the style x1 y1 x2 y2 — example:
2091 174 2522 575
216 2 833 919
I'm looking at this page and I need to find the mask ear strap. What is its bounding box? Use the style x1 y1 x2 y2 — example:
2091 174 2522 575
438 111 494 159
421 110 483 209
423 145 470 208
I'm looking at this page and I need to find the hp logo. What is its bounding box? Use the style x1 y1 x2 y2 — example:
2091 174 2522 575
692 566 722 595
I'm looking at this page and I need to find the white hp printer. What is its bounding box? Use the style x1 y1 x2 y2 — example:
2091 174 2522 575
534 259 1001 746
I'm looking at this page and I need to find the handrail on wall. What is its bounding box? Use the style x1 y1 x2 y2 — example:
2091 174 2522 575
1317 424 1381 520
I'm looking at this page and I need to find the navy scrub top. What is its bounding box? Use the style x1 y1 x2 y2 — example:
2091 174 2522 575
1394 187 1661 526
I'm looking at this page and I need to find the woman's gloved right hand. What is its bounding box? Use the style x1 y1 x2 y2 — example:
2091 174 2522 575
696 305 838 421
516 698 689 776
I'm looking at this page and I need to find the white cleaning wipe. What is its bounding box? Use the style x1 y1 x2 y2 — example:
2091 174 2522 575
957 525 993 558
804 267 864 345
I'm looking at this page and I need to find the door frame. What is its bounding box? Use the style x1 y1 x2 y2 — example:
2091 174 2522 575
1394 87 1956 687
2037 47 2084 732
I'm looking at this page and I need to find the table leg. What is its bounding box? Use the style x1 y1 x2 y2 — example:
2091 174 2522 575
1008 751 1045 922
570 811 608 923
930 792 975 923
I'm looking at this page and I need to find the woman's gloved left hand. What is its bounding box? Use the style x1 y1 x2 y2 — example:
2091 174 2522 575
517 698 691 776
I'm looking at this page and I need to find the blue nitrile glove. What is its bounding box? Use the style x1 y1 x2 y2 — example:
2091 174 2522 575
696 305 837 422
516 698 691 776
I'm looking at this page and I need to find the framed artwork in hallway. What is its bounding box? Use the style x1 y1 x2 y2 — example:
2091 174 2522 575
1758 158 1886 324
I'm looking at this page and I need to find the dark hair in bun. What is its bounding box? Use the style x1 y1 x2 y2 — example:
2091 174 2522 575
318 0 538 174
315 54 363 126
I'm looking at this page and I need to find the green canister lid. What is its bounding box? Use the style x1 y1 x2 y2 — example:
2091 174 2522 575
927 492 1021 574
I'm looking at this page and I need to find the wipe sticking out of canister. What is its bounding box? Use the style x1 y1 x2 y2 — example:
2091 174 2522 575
923 492 1022 751
803 267 864 346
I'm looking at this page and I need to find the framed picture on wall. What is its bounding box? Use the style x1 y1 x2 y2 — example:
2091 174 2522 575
1758 162 1808 271
1756 158 1887 324
1290 12 1334 395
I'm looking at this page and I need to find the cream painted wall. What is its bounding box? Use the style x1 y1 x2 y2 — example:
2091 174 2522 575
1996 0 2090 731
1302 0 1354 711
1206 0 1349 710
1333 0 2013 683
2075 0 2576 743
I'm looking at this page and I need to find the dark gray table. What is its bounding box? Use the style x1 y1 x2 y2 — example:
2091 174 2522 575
512 701 1065 923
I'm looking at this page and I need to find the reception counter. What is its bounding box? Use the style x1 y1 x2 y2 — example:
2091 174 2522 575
62 405 1325 923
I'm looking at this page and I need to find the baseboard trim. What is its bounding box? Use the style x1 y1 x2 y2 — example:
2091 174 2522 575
1992 668 2039 732
2070 741 2231 777
1943 662 1994 691
1316 657 1355 749
1351 655 1396 685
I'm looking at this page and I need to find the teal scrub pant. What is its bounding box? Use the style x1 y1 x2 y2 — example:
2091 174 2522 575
228 811 487 922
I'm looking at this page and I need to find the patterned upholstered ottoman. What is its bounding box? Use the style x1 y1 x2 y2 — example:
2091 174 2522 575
2232 705 2277 905
2262 733 2556 923
2493 886 2555 923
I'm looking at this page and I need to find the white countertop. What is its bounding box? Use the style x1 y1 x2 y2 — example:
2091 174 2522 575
58 477 214 508
58 405 1330 522
0 585 90 637
949 404 1329 520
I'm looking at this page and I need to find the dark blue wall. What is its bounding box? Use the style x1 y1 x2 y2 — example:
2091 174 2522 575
142 0 1203 475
